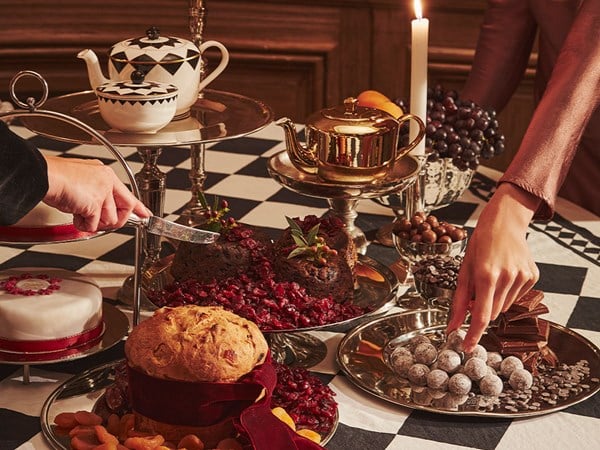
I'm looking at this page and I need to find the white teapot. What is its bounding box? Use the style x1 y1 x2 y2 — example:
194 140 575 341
79 26 229 119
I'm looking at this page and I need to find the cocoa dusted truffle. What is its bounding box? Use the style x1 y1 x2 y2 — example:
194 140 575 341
509 368 533 391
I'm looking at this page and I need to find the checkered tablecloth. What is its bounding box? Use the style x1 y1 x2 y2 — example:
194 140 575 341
1 122 599 450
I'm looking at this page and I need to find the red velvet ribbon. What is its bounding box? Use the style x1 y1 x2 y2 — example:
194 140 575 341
0 322 104 353
0 224 77 237
128 353 323 450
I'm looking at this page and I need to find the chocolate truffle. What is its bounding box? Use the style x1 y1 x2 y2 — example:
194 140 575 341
509 368 533 391
500 355 524 378
486 352 503 371
479 374 504 396
463 357 488 381
414 342 438 365
448 373 472 395
411 389 434 406
391 354 414 378
408 334 431 351
426 368 449 390
466 344 488 361
407 363 430 386
445 329 466 351
437 349 462 373
390 345 412 362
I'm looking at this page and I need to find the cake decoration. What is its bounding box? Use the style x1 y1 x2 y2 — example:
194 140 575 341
0 272 61 296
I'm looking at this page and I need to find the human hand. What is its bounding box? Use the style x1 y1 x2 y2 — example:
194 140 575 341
43 156 150 232
446 183 540 352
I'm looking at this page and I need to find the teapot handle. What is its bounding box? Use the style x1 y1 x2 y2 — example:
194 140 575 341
394 113 426 160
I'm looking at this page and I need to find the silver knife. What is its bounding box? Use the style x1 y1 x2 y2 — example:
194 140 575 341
127 214 219 244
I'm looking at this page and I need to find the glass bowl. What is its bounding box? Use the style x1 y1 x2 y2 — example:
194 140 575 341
392 231 467 310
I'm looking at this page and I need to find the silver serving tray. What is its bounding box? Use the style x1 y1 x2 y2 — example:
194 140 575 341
21 90 273 147
0 303 128 365
40 359 338 450
143 253 399 334
337 309 600 418
268 150 419 200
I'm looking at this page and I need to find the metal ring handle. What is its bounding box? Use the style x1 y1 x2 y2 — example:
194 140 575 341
9 70 49 111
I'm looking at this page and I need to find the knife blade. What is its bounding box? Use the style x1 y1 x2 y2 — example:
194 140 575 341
127 214 219 244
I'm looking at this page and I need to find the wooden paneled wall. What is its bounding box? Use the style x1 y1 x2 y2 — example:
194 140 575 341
0 0 536 171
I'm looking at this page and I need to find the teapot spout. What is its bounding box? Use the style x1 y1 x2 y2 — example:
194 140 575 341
77 49 109 90
274 117 317 171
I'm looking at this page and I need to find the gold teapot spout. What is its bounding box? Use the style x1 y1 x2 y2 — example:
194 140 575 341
275 117 318 173
77 49 110 90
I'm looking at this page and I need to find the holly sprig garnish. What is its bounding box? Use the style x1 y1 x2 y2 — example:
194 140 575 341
285 216 338 266
198 192 237 233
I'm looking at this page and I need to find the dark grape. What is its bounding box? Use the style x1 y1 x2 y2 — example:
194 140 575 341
397 84 505 170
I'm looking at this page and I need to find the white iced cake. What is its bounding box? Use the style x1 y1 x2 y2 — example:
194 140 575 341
13 202 74 228
0 268 104 353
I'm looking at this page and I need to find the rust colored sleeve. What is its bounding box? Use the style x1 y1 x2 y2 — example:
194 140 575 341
461 0 538 111
500 0 600 219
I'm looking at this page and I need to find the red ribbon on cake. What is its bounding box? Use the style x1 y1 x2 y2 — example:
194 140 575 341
127 352 323 450
0 322 104 353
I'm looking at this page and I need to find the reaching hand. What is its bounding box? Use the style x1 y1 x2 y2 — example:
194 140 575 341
43 156 150 232
447 183 540 352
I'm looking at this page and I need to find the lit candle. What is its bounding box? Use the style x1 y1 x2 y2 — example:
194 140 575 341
409 0 429 157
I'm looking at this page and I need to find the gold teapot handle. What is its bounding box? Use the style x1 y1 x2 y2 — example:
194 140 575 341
395 113 426 160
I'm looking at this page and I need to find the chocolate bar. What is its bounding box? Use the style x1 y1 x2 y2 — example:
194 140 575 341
496 316 550 342
504 303 549 322
485 329 547 353
512 289 545 311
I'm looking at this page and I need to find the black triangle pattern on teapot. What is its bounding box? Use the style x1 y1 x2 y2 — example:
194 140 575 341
99 97 176 106
127 35 182 49
110 51 128 73
110 51 200 76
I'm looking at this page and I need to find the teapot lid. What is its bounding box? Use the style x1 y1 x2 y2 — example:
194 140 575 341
96 70 178 100
110 26 199 64
309 97 398 135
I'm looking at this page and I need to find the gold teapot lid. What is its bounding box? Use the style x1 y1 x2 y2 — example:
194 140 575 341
308 97 398 135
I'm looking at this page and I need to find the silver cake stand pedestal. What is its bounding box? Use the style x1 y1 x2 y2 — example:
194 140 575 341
267 150 420 255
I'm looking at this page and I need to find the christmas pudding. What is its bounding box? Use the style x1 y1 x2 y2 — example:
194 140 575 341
121 305 323 449
273 215 357 302
0 268 103 353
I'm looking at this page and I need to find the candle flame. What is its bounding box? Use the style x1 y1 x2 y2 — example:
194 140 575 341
414 0 423 20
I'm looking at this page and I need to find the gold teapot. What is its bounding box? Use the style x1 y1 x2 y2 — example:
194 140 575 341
276 98 425 183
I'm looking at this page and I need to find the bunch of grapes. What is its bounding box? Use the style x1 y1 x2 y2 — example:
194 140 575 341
396 84 505 171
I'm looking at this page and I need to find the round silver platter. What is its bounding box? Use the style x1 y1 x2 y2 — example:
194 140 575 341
40 359 339 450
268 150 419 200
0 303 128 365
142 253 399 334
20 89 273 147
337 309 600 418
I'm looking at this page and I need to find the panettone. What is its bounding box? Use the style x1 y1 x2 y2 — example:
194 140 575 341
123 305 270 446
125 305 268 383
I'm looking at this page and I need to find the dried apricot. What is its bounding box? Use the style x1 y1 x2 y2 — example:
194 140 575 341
177 434 204 450
123 434 165 450
297 428 322 444
271 406 296 431
95 425 119 445
74 410 103 426
54 412 78 429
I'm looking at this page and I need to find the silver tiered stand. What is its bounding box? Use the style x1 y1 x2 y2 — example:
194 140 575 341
267 151 420 255
0 71 137 383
